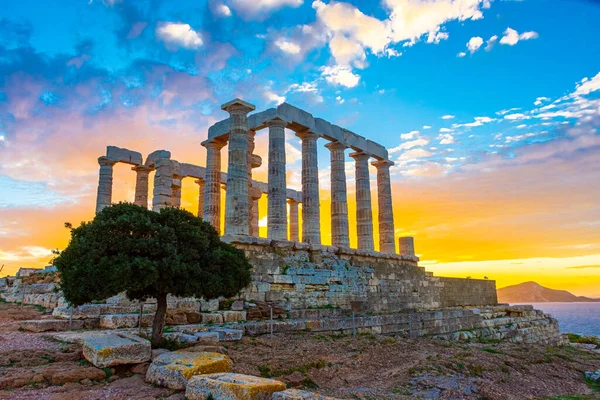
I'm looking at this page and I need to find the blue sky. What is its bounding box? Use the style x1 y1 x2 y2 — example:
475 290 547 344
1 0 600 294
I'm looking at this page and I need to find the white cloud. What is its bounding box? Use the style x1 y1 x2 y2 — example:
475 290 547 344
534 96 550 106
228 0 303 20
275 38 302 54
457 51 466 58
336 95 345 104
442 114 455 119
574 72 600 96
485 35 498 51
422 125 432 130
439 127 452 133
213 3 232 16
438 133 455 144
517 124 527 129
500 27 539 46
264 89 286 105
320 65 360 88
504 113 530 120
389 138 430 153
156 22 203 49
401 130 420 140
466 36 484 53
427 31 449 44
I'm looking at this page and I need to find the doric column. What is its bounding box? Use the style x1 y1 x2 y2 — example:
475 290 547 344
202 138 226 232
171 177 182 208
372 159 396 253
296 130 321 244
132 165 152 208
267 118 288 240
250 188 262 237
350 152 374 250
152 158 173 211
223 99 255 236
195 179 205 218
287 199 299 241
325 141 349 248
96 157 116 213
248 130 262 235
399 237 415 257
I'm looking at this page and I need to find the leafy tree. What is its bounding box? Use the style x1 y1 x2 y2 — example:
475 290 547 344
54 203 252 347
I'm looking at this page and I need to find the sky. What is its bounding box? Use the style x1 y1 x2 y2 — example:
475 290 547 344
0 0 599 296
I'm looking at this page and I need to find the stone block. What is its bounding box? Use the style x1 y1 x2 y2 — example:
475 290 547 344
83 333 151 368
214 328 243 341
194 331 220 342
106 145 143 165
99 313 154 329
221 310 247 323
231 301 245 311
146 351 233 390
272 389 342 399
201 298 220 312
19 319 84 332
202 313 224 324
186 372 287 400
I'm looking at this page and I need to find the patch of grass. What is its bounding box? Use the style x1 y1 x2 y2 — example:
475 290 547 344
585 376 600 392
103 367 113 379
160 337 185 351
481 348 504 355
567 333 600 348
258 360 328 378
467 364 485 377
40 355 55 363
78 359 91 366
301 377 319 389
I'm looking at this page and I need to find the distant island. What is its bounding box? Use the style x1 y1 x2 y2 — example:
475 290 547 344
498 281 600 303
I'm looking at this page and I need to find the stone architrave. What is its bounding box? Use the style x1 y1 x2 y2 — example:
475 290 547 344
325 141 349 248
132 165 152 208
96 157 117 213
350 152 374 250
171 177 182 208
296 130 321 244
372 159 395 253
152 158 174 211
267 118 288 240
202 138 226 232
222 99 255 236
287 199 299 241
195 179 205 218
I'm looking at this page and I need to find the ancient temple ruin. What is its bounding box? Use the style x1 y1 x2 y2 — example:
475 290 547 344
94 99 498 313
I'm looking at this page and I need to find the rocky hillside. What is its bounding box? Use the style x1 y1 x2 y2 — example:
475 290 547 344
498 281 600 303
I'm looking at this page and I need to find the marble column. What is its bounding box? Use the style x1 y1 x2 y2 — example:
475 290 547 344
399 237 415 257
250 188 262 237
325 141 349 248
96 157 116 213
267 118 288 240
372 159 396 253
296 130 321 244
222 98 255 236
287 199 299 242
152 158 173 211
248 130 262 235
350 152 374 250
202 138 226 232
132 165 152 208
195 179 205 218
171 177 182 208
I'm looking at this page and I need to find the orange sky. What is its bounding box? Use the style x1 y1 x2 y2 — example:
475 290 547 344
1 105 599 297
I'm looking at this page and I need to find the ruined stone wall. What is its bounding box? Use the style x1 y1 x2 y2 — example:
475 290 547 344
439 277 498 308
227 236 445 312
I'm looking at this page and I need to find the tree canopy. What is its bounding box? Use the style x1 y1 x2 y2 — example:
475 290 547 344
54 203 253 346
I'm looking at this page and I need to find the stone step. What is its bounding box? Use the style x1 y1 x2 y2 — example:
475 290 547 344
185 373 287 400
19 319 84 332
83 333 151 368
99 313 155 329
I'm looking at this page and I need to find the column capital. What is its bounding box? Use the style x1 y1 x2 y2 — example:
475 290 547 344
371 159 395 169
266 117 287 128
98 156 116 167
286 198 299 205
202 138 227 150
249 154 262 168
349 151 370 161
194 178 205 186
221 98 256 115
131 165 153 173
295 129 320 141
250 187 263 200
324 140 348 151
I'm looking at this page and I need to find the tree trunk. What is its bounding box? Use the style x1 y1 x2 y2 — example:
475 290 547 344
151 292 168 348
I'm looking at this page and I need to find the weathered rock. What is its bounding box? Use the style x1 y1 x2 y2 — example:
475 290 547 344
99 313 154 329
194 331 220 342
586 369 600 382
152 349 170 360
201 313 224 324
19 319 84 332
221 310 247 322
186 373 287 400
214 328 243 341
231 301 245 311
131 362 151 375
272 389 342 399
186 311 202 323
83 333 151 368
146 351 233 390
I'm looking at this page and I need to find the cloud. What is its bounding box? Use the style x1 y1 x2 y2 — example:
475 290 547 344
534 96 550 106
442 115 455 119
320 65 360 88
485 35 498 51
499 27 539 46
422 125 432 130
439 127 452 133
389 137 430 153
574 72 600 96
401 130 420 140
274 38 302 54
264 89 286 105
438 133 455 144
427 31 449 44
457 51 466 58
466 36 484 53
227 0 303 20
156 22 203 49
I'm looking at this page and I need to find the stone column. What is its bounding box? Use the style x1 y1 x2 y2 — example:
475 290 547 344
132 165 152 208
202 138 226 232
222 98 255 236
195 179 205 218
267 118 288 240
287 199 299 241
296 130 321 244
248 131 262 235
325 141 349 248
96 157 116 213
350 152 374 250
171 177 182 208
250 188 262 237
399 237 415 257
152 158 173 211
372 159 395 253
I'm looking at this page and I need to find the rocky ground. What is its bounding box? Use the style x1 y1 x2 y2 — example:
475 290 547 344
0 302 599 400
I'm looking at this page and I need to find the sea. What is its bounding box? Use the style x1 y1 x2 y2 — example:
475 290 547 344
513 302 600 338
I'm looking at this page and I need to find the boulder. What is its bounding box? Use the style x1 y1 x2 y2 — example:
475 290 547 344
186 311 202 323
272 389 342 399
19 319 84 332
146 351 233 390
83 333 151 368
185 373 286 400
